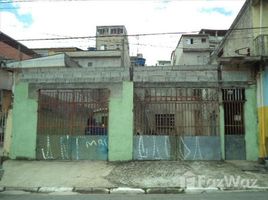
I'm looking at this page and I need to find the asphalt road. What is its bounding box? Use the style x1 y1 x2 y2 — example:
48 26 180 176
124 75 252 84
0 191 268 200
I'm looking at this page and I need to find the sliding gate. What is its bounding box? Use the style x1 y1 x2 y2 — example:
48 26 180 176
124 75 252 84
134 87 221 160
36 89 110 160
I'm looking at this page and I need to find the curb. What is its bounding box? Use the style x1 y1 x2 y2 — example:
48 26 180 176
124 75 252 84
38 187 73 193
145 187 184 194
4 186 39 193
110 187 145 194
1 186 268 194
73 187 109 194
185 187 219 194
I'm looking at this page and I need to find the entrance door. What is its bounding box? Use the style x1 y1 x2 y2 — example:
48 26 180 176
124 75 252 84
223 88 246 160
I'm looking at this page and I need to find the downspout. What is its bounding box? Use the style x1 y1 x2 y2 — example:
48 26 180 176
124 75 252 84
259 0 267 158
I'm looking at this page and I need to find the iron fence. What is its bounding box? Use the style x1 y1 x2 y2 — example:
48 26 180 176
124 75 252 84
134 87 219 136
37 89 110 136
222 88 245 135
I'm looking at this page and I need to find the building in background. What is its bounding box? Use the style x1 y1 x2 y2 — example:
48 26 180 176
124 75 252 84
130 53 146 67
32 26 131 68
32 47 83 57
171 29 226 66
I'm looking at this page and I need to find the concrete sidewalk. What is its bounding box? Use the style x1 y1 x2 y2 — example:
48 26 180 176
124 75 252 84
0 160 268 194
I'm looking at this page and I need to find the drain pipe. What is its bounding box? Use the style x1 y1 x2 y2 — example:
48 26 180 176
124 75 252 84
259 0 267 158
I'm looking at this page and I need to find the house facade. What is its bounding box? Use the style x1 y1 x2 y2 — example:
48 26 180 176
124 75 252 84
212 0 268 160
3 0 268 161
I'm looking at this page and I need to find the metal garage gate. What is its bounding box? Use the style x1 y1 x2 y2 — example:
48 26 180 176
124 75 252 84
223 88 246 160
36 89 110 160
133 87 221 160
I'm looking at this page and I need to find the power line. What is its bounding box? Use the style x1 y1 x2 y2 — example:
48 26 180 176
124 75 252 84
0 0 98 3
15 26 268 42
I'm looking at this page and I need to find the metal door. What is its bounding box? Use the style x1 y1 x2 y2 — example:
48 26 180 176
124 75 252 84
223 88 246 160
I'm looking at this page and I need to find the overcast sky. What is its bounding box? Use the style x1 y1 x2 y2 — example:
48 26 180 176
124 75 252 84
0 0 246 65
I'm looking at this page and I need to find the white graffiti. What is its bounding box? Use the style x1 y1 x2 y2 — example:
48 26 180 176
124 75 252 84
60 136 70 160
178 137 203 160
138 136 148 158
75 137 79 160
137 136 170 160
178 137 191 160
41 135 54 160
85 138 107 148
193 137 203 160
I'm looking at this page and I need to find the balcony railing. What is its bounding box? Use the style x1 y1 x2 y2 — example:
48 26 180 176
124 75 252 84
254 34 268 56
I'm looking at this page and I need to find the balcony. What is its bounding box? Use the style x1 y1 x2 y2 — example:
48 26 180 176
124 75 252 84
254 34 268 56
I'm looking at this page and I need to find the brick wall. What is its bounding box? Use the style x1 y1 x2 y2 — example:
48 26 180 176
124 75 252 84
0 42 32 61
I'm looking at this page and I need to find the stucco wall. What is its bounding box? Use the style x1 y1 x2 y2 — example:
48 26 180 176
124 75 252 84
72 57 121 68
245 85 259 160
10 82 38 159
108 81 133 161
222 1 254 57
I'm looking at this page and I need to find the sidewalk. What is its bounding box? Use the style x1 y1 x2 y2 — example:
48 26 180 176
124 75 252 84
0 160 268 194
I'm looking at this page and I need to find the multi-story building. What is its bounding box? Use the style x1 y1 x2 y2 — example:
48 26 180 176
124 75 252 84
171 29 226 66
32 26 131 68
96 25 128 51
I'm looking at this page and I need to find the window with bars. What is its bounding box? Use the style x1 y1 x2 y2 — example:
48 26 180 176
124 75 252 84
155 114 175 134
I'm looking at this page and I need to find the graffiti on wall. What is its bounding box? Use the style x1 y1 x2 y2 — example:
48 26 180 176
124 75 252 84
134 136 171 160
38 135 108 160
134 136 221 160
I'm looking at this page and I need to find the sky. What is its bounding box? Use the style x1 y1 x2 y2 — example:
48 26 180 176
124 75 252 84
0 0 246 65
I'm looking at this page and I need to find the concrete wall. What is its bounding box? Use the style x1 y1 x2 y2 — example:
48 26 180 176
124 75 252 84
108 81 133 161
172 35 210 66
20 67 130 83
72 57 121 68
10 82 38 159
0 70 13 90
220 104 225 159
221 1 254 57
252 0 268 38
176 51 210 66
245 85 259 160
182 35 210 50
2 110 13 157
134 65 218 84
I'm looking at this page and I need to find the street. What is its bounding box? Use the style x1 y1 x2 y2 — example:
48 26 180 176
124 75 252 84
0 191 268 200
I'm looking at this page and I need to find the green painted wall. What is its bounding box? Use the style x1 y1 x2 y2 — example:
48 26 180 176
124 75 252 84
108 81 133 161
10 82 38 159
219 105 225 160
245 85 259 161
